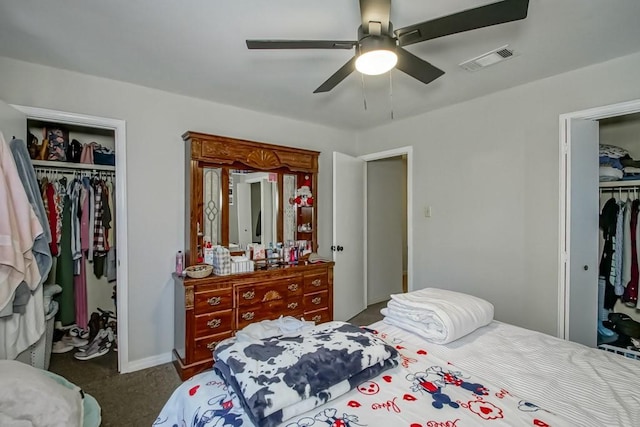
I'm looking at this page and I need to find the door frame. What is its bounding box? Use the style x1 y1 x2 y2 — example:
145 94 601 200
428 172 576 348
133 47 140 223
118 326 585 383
558 98 640 339
12 104 130 373
360 146 414 300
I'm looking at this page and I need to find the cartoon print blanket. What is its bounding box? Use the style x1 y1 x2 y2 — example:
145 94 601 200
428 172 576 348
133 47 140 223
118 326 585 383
213 321 400 427
155 322 572 427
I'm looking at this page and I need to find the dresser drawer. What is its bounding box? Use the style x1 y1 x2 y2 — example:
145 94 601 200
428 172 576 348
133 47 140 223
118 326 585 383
305 308 330 324
304 291 328 311
282 296 304 313
304 272 328 292
236 301 304 329
194 288 233 315
194 331 233 361
236 278 303 307
194 309 234 337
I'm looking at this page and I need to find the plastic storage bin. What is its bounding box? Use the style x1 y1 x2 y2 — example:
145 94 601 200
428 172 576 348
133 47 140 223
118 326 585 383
16 301 58 370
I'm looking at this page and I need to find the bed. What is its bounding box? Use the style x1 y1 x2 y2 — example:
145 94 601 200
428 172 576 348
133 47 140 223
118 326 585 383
155 289 640 427
0 360 101 427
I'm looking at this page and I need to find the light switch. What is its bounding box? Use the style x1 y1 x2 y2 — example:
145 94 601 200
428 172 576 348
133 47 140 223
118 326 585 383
424 206 432 218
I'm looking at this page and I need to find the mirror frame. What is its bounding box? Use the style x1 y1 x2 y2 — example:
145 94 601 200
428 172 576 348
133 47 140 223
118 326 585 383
182 131 319 265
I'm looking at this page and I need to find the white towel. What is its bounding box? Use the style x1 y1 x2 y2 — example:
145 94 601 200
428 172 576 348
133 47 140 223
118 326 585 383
381 288 494 344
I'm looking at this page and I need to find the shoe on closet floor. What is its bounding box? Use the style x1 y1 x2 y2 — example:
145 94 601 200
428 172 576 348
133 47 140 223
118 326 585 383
52 340 74 354
74 328 113 360
67 326 89 340
62 335 89 348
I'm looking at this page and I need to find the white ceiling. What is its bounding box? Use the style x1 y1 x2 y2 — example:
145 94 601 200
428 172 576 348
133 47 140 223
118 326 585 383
1 0 640 131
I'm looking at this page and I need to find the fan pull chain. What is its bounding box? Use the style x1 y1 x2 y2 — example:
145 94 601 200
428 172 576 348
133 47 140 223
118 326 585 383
360 73 368 111
389 72 394 120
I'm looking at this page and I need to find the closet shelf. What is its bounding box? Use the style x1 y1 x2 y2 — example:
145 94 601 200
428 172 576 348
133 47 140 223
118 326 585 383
31 160 115 172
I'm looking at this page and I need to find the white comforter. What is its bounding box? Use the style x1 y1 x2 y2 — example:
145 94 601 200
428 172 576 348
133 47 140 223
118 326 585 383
381 287 494 344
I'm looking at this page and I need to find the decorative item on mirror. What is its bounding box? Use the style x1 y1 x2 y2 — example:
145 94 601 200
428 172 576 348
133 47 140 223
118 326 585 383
297 223 312 233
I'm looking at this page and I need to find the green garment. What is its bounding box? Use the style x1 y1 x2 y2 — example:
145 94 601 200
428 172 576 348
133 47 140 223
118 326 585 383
55 195 75 326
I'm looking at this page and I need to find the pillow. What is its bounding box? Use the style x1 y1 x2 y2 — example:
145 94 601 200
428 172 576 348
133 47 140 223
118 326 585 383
0 360 83 427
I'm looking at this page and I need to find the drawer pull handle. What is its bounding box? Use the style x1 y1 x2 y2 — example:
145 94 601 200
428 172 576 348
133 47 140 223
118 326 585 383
312 279 322 287
207 318 222 329
312 315 322 322
206 341 219 350
287 302 298 309
242 312 255 321
243 291 256 300
312 297 322 305
288 283 299 292
207 296 222 306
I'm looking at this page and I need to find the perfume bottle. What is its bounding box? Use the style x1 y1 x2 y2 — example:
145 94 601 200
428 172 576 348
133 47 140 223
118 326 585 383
175 251 184 275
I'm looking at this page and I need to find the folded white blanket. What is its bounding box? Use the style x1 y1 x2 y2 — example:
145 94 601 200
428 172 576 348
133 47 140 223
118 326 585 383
381 287 494 344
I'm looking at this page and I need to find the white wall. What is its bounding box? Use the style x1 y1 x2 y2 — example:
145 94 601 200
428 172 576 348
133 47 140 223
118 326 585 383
0 56 356 366
357 51 640 337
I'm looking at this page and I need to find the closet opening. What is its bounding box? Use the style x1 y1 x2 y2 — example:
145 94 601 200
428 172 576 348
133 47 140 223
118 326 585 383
12 105 129 374
559 99 640 354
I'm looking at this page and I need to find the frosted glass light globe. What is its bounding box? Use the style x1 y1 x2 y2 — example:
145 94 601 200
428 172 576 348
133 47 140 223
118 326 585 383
355 49 398 75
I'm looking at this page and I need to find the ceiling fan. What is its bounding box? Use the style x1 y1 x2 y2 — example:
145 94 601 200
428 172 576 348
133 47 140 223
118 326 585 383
246 0 529 93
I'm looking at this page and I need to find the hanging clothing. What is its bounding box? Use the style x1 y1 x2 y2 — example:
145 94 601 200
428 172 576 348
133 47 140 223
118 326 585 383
74 253 88 330
622 200 640 306
621 199 632 291
0 132 45 359
55 194 75 326
599 197 619 310
8 138 52 286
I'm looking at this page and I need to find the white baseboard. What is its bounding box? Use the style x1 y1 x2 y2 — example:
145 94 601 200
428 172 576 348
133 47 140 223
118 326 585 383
120 351 173 374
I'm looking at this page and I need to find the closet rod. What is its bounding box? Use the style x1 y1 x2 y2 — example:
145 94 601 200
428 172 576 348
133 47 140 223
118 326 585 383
33 167 115 177
31 159 115 172
599 186 640 192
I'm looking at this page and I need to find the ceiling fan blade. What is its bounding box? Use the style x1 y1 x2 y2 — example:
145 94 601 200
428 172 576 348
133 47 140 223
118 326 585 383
395 48 445 85
395 0 529 46
246 40 357 49
314 57 357 93
359 0 392 35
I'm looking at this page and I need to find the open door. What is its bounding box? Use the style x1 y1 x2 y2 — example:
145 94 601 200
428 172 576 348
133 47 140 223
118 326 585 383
567 118 599 347
333 152 366 321
236 183 252 247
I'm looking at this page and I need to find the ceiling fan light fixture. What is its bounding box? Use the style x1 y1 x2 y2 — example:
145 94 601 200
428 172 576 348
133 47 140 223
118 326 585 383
355 34 398 75
356 49 398 75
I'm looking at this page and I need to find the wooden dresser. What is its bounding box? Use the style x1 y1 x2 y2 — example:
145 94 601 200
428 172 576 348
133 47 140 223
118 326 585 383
173 262 334 380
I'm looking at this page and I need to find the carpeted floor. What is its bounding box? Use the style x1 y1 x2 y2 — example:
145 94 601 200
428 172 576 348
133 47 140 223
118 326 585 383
48 301 387 426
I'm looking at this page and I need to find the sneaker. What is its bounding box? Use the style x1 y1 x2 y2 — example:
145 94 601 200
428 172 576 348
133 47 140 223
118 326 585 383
52 340 74 354
68 326 90 340
73 328 113 360
62 335 89 348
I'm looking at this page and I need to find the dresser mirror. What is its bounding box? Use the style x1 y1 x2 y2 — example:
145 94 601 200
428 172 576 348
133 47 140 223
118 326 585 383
227 169 280 248
183 132 319 266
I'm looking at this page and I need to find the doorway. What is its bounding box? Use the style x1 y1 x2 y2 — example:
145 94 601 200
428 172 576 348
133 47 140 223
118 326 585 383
366 155 407 305
332 146 413 321
559 98 640 347
12 104 130 372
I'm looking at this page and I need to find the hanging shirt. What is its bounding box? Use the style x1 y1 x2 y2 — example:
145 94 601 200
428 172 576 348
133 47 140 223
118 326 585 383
45 182 59 256
80 178 90 251
93 179 105 252
613 200 625 296
68 179 82 274
600 197 619 310
623 200 640 307
622 199 632 290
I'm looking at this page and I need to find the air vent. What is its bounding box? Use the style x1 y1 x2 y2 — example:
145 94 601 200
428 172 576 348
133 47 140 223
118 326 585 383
459 45 516 72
